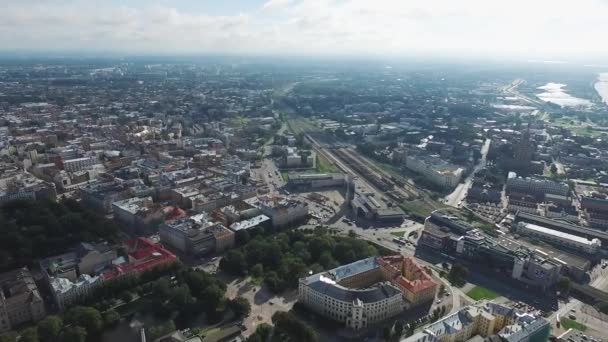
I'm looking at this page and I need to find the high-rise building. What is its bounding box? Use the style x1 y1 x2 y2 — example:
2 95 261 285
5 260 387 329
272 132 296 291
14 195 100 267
513 123 533 174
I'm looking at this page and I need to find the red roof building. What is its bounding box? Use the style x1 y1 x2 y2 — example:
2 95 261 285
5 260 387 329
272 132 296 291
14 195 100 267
102 237 177 281
377 255 437 306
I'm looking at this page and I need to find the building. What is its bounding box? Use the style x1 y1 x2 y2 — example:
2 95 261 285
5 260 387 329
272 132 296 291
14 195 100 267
506 172 569 198
298 257 404 331
298 256 436 331
255 196 309 228
420 212 565 290
0 268 46 332
377 256 437 307
62 156 98 172
402 301 550 342
80 180 141 214
159 215 235 256
229 214 270 232
514 211 608 247
49 274 103 311
102 237 177 280
40 242 117 310
515 222 601 255
112 197 185 232
507 195 539 214
405 155 463 190
0 174 56 205
287 173 346 189
351 192 405 222
580 196 608 229
512 123 534 174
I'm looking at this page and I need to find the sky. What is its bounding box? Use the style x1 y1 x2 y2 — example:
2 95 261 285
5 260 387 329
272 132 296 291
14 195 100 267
1 0 608 61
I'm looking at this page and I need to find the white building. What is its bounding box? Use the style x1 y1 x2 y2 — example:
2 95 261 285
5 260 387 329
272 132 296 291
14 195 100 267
63 157 98 172
299 257 404 331
516 222 601 255
405 155 463 189
255 196 309 227
506 172 569 197
50 274 103 310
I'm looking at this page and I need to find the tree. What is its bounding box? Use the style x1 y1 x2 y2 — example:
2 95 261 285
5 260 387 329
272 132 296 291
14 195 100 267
37 315 63 341
147 320 176 341
103 309 120 327
550 163 558 175
439 284 446 297
447 263 469 287
394 320 404 338
382 325 392 341
65 306 103 334
229 297 252 320
265 271 286 293
0 333 17 342
20 328 39 342
597 301 608 315
557 276 571 296
247 323 273 342
271 311 317 342
220 250 248 275
60 326 87 342
251 263 264 278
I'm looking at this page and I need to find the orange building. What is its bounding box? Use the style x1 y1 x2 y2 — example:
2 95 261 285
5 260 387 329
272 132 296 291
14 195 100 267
377 256 437 307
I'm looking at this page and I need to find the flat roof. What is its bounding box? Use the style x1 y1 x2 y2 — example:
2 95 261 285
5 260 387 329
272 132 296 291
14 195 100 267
520 223 600 246
515 212 608 242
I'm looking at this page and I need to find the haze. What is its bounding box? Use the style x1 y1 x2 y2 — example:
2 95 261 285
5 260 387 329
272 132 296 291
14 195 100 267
1 0 608 61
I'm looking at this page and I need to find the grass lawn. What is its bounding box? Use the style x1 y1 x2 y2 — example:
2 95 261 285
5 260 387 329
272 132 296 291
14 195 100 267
400 200 436 218
466 286 500 301
390 231 406 238
561 318 587 331
280 171 289 181
316 154 338 173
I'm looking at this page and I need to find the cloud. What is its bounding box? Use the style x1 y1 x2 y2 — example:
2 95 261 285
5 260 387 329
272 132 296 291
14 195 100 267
262 0 294 10
0 0 607 61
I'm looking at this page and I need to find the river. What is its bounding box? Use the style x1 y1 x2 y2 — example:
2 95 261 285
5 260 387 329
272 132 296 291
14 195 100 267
595 73 608 105
536 82 592 108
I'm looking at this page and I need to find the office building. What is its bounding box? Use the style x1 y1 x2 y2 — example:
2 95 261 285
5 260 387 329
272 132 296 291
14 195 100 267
405 155 463 190
255 196 309 228
287 173 346 189
159 215 235 256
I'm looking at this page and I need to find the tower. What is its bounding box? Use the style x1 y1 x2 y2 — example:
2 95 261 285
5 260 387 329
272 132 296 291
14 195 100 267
513 123 533 174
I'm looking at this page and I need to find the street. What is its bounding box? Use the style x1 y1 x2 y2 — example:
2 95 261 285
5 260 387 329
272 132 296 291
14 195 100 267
444 138 490 207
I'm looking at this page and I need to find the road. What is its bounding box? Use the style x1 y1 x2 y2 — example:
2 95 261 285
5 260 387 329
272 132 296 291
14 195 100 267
547 263 608 337
444 138 490 207
502 79 545 107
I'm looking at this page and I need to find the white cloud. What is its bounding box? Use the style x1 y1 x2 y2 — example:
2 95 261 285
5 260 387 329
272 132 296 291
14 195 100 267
262 0 294 10
0 0 607 61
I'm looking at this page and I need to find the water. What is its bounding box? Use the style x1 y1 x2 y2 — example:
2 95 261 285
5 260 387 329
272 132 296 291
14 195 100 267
536 82 592 108
595 73 608 105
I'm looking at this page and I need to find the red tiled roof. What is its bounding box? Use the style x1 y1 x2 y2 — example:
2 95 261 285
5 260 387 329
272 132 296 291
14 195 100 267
102 237 177 281
377 255 437 294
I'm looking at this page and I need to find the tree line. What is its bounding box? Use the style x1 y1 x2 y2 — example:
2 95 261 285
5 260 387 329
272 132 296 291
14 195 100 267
220 228 380 293
0 199 120 272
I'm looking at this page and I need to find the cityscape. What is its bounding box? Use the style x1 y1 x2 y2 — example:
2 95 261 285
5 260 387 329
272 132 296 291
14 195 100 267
1 1 608 342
